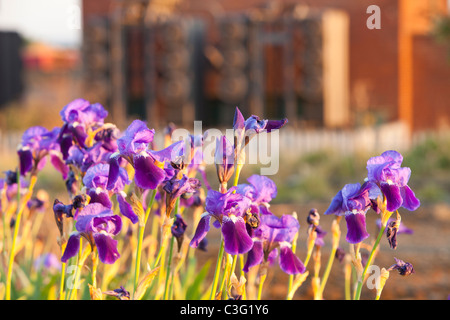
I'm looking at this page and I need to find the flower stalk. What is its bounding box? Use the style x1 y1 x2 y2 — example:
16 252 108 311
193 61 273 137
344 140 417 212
354 210 393 300
5 174 37 300
134 189 157 294
319 216 341 296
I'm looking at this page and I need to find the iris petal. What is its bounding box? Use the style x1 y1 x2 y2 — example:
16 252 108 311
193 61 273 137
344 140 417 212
61 232 81 263
279 245 305 275
400 185 420 211
345 212 369 244
50 154 69 180
133 154 165 190
221 215 253 255
243 241 264 273
190 213 211 249
94 233 120 264
324 190 345 216
380 183 403 212
18 149 33 176
117 193 139 224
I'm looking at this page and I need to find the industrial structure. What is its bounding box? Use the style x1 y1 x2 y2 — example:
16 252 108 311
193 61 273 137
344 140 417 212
81 0 450 133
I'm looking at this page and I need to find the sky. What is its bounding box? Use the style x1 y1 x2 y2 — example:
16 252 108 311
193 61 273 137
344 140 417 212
0 0 82 47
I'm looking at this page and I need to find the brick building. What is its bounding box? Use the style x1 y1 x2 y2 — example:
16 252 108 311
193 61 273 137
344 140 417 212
81 0 450 133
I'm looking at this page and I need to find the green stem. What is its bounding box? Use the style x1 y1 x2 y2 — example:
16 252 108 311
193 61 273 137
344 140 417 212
163 234 175 300
59 241 67 299
229 255 237 284
354 224 386 300
5 174 36 300
287 235 298 299
92 250 98 288
232 163 244 189
257 274 266 300
134 189 157 294
344 265 352 300
209 238 224 300
68 239 83 300
163 198 180 300
319 246 337 295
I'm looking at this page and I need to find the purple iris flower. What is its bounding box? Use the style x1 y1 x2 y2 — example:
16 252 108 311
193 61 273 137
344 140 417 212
190 187 253 255
366 150 420 212
243 214 305 275
83 163 138 224
0 170 29 202
233 107 288 150
324 182 380 244
61 203 122 264
57 99 109 157
163 174 201 217
65 141 114 176
107 120 184 191
53 195 88 238
17 126 68 179
236 174 277 207
172 214 188 251
34 253 61 272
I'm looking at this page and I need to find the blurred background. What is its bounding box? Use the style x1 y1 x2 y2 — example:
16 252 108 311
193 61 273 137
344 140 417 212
1 0 450 299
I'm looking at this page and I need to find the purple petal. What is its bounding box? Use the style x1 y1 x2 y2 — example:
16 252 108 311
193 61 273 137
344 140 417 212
324 190 344 216
148 140 185 163
247 174 277 203
117 120 154 157
233 107 245 130
380 150 403 167
18 149 33 176
265 118 288 132
400 185 420 211
244 116 267 133
279 245 305 275
75 203 113 233
87 189 112 209
243 240 263 273
61 232 81 263
92 215 122 236
133 154 166 190
94 233 120 264
221 215 253 255
107 156 121 190
50 154 69 179
259 214 299 244
71 125 88 148
267 248 278 266
345 212 369 244
116 193 139 224
190 213 211 249
380 183 403 212
60 98 90 122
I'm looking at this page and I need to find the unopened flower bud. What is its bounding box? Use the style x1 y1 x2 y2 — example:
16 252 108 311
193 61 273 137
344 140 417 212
388 257 414 276
386 212 401 250
307 208 320 226
171 214 188 252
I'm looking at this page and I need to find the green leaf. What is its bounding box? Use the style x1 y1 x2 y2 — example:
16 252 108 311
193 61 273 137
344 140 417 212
185 260 211 300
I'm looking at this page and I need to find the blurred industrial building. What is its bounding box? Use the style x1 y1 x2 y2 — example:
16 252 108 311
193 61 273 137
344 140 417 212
80 0 450 133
